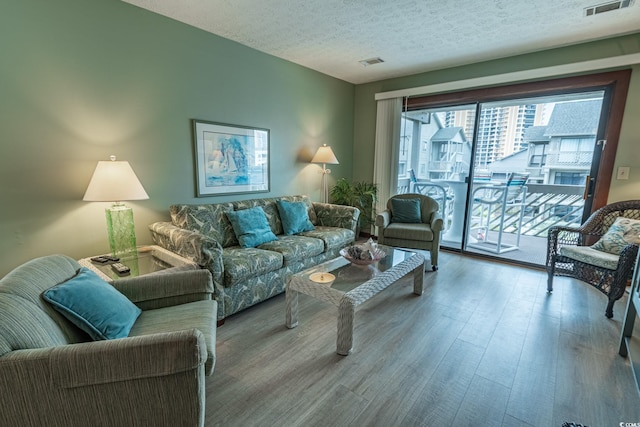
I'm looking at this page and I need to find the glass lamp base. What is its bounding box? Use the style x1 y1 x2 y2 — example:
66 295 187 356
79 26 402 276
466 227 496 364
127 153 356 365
105 204 137 256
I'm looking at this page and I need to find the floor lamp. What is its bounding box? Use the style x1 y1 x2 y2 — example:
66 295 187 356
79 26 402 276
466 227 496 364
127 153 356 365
311 144 339 203
83 155 149 256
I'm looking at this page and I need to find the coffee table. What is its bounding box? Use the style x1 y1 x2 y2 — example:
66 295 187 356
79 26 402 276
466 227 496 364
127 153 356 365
285 245 425 355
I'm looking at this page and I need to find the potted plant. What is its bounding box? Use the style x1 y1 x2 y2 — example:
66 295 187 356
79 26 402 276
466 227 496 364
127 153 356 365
330 178 378 237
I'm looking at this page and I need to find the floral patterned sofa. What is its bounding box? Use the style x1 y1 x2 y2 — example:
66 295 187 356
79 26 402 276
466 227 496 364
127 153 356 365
149 195 359 322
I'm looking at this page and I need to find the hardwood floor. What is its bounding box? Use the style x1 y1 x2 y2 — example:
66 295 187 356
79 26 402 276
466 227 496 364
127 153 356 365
206 251 640 426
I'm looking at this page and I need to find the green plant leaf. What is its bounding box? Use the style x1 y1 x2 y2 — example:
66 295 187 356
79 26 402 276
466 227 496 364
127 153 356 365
329 179 378 234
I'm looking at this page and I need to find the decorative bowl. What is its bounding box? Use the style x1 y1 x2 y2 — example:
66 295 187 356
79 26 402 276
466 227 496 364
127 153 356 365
340 247 386 265
309 272 335 286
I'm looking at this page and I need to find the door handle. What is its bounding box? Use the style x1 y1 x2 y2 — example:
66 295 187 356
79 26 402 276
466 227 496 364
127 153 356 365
583 175 594 200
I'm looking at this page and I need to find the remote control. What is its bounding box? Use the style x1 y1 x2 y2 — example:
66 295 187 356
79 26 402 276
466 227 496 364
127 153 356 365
104 256 120 262
111 262 131 275
90 256 109 264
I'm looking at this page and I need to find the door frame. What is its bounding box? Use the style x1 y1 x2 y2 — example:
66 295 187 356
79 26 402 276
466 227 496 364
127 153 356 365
406 69 632 213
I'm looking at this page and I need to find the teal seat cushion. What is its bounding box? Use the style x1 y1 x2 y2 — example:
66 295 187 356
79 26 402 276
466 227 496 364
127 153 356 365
42 268 141 341
226 206 278 248
391 198 422 223
276 200 315 235
384 222 434 241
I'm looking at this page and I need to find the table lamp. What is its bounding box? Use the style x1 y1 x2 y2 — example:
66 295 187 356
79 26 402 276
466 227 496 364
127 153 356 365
83 155 149 256
311 144 339 203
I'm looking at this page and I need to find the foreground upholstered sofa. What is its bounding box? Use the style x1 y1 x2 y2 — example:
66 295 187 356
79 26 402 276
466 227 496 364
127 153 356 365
0 254 217 427
149 195 359 322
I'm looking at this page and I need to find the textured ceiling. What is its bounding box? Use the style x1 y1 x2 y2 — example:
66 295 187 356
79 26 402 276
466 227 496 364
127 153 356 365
122 0 640 84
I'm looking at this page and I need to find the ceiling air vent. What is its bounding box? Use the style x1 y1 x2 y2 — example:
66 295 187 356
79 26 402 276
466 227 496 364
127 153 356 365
584 0 634 16
359 57 384 67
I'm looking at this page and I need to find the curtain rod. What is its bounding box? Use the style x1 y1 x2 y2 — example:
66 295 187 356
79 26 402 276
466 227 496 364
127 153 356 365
375 53 640 101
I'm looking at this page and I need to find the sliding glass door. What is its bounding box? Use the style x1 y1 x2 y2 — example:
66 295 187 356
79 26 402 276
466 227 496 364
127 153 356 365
399 105 476 250
397 90 608 266
464 92 604 265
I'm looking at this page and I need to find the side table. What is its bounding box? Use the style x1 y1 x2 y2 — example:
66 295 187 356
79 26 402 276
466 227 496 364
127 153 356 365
78 245 198 282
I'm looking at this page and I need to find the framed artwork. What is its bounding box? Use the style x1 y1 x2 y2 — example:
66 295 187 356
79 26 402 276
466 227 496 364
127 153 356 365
192 119 270 197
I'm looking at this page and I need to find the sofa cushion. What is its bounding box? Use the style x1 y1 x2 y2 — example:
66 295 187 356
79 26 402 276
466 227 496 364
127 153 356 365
170 203 238 247
128 299 217 375
226 207 278 248
591 217 640 255
222 247 283 287
258 235 324 265
299 226 355 250
233 198 283 235
559 245 619 270
391 198 422 223
383 222 434 241
276 200 315 235
42 268 142 341
281 195 318 225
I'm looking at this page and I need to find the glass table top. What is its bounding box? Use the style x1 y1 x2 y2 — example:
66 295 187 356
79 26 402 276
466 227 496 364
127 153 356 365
295 245 417 294
83 245 196 281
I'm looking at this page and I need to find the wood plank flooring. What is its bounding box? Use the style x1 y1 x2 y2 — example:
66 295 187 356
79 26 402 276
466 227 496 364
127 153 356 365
206 251 640 426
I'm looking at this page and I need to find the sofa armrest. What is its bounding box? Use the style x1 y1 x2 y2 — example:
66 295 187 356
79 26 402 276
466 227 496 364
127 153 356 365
51 329 206 387
0 330 206 426
375 210 390 228
429 213 444 232
149 221 224 284
112 269 213 310
312 203 360 232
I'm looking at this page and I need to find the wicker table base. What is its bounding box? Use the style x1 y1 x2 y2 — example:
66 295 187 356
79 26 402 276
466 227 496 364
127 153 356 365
285 247 425 355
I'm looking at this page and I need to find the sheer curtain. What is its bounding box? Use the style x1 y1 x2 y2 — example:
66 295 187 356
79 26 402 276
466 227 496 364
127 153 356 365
373 97 402 215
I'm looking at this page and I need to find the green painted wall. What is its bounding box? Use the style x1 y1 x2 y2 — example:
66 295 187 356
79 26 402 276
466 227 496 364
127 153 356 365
353 33 640 203
0 0 354 275
2 1 639 277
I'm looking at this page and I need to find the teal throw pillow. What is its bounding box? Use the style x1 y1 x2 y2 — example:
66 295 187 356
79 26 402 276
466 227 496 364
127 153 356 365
226 206 278 248
42 268 141 341
591 217 640 255
391 198 422 223
276 200 315 235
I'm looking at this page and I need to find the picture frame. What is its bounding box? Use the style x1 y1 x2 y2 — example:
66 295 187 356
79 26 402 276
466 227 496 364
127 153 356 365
192 119 270 197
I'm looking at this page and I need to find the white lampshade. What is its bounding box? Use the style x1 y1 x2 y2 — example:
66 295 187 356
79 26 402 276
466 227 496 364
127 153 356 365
311 144 339 165
310 145 339 204
83 155 149 256
83 156 149 202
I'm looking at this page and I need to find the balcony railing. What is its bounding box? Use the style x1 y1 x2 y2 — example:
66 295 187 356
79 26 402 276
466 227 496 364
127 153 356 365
546 151 592 167
518 184 585 235
396 180 584 237
466 183 584 238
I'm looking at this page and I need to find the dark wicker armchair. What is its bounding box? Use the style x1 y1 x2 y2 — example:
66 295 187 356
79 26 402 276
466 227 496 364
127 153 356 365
546 200 640 318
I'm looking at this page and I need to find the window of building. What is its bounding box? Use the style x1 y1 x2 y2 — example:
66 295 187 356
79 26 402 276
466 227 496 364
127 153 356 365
529 143 547 166
554 172 586 185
